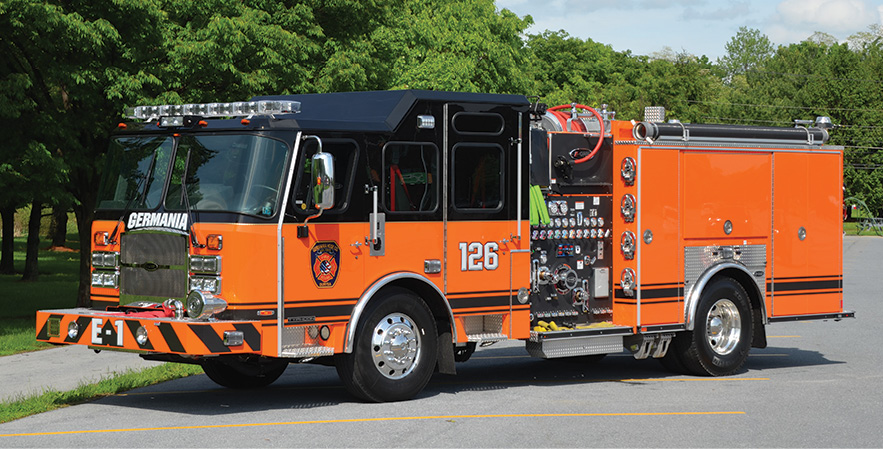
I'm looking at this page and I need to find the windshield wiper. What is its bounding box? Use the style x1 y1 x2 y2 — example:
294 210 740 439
178 148 205 248
108 151 157 244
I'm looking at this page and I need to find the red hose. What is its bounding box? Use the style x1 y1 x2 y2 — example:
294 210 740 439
548 104 605 164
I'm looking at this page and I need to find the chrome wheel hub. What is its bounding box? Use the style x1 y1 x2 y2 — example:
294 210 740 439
705 298 741 356
371 312 421 379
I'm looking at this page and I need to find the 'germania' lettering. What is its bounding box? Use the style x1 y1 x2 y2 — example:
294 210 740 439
126 212 188 232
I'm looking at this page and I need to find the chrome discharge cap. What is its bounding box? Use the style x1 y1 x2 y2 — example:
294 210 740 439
186 290 228 320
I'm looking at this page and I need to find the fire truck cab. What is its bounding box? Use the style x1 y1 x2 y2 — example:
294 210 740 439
37 90 852 402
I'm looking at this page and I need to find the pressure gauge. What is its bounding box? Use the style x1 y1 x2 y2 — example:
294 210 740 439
569 217 577 227
554 218 562 228
597 217 605 227
548 201 559 216
590 217 598 227
559 201 569 215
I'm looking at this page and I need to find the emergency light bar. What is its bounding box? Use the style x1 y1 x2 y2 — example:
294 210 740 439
126 100 301 121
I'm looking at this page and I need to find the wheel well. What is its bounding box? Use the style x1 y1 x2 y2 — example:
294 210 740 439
709 268 768 349
374 278 452 333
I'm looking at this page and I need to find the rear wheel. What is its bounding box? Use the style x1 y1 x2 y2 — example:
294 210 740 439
202 356 288 389
336 288 438 402
668 277 753 376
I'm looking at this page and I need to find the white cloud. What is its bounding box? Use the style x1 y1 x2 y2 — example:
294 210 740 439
775 0 877 32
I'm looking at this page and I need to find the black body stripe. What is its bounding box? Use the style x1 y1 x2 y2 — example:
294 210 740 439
769 279 842 292
158 323 185 353
223 310 277 321
189 325 231 353
284 304 355 319
772 290 842 297
125 319 154 350
448 295 510 309
283 298 359 306
639 287 682 300
639 283 683 288
447 290 511 297
66 316 94 343
233 323 262 351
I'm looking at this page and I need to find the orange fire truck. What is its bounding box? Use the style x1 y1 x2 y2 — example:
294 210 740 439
36 90 852 402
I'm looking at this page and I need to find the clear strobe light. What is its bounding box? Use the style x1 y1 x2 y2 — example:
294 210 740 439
127 100 301 120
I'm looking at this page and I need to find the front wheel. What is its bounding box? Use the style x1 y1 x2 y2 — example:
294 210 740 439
335 287 438 402
668 277 753 376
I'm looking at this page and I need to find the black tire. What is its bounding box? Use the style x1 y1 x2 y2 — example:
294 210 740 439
658 347 689 374
202 356 288 389
335 287 438 402
669 277 753 376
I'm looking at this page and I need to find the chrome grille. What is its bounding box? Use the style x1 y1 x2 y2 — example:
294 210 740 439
120 232 188 302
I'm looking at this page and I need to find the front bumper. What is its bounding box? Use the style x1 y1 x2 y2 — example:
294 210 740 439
36 308 262 356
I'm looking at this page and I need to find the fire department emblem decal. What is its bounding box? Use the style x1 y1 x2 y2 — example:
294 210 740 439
310 241 340 288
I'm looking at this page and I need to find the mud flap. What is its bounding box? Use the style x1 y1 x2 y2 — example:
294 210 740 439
436 329 456 375
752 309 767 349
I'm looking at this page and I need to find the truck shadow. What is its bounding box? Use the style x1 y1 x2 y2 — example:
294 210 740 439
97 344 843 416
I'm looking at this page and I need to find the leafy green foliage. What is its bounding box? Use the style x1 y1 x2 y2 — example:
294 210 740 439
1 2 883 295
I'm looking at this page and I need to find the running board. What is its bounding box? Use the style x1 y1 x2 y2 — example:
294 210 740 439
526 326 632 359
768 311 855 323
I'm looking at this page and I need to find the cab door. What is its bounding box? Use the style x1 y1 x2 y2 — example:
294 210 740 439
444 103 531 340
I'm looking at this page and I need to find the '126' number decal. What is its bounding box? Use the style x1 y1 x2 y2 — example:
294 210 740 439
459 242 499 271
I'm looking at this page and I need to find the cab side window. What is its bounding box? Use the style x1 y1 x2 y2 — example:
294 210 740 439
291 139 358 214
452 143 503 211
383 142 439 213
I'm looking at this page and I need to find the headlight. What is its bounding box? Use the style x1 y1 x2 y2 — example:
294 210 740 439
189 275 221 294
68 321 79 339
91 251 119 268
91 271 119 288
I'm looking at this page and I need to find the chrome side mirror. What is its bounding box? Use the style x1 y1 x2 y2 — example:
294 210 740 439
311 152 334 211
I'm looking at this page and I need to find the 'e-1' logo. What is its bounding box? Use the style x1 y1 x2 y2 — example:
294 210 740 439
91 318 124 346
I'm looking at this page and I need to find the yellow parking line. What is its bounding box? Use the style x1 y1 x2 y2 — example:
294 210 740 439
0 411 745 438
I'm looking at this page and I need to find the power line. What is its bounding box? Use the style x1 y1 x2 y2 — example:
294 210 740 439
747 69 883 84
687 99 883 113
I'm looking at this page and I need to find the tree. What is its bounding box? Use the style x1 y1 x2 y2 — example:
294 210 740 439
718 26 774 82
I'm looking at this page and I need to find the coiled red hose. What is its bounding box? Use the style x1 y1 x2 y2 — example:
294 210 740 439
548 104 605 164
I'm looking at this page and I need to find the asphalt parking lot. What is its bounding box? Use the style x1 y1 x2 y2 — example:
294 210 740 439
0 236 879 447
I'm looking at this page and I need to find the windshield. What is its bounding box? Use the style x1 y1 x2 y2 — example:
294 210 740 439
96 134 289 217
165 134 289 217
97 136 174 210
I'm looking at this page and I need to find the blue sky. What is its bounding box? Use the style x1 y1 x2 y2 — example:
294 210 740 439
496 0 883 60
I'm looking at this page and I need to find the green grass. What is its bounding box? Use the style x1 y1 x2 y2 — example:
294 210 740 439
0 362 203 424
0 234 79 355
0 318 55 356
